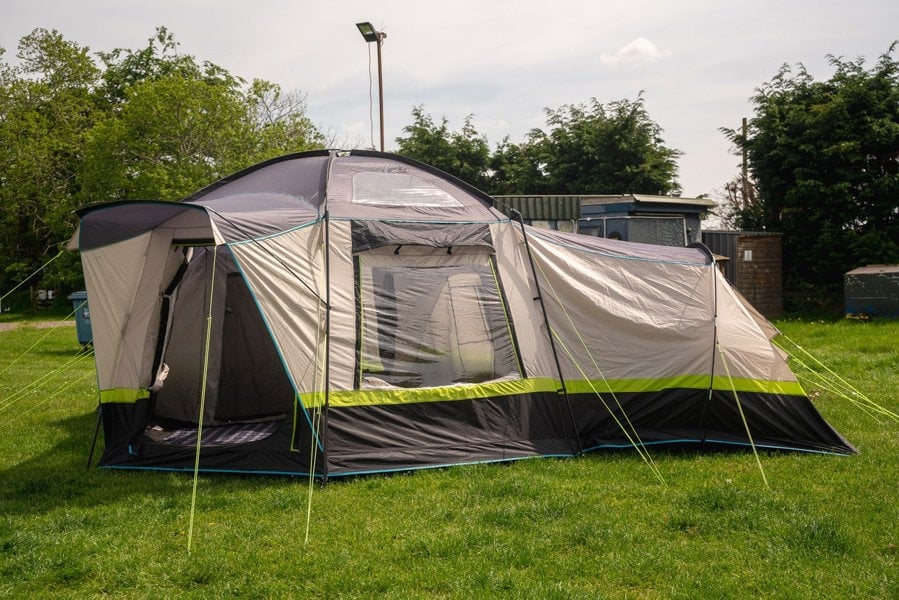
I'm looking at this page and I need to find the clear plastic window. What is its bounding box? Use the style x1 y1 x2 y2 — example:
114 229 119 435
352 171 463 207
357 256 521 389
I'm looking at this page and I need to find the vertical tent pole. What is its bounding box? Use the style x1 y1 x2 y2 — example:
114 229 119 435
187 245 218 553
689 242 717 441
511 211 583 455
318 152 340 485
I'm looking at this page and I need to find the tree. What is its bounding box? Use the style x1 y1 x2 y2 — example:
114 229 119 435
500 95 681 195
81 28 323 202
0 27 323 300
80 74 257 202
489 136 549 195
248 79 324 161
0 29 101 292
394 106 492 190
734 46 899 291
395 96 681 198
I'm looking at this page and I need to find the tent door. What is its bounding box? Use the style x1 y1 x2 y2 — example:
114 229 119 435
214 272 293 423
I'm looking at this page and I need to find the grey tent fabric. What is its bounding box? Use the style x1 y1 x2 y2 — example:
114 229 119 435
73 150 855 477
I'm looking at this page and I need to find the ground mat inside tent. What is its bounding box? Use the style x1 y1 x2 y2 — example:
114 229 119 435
143 420 281 447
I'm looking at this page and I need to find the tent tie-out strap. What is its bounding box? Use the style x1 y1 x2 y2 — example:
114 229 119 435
0 248 65 307
716 342 769 488
775 335 899 423
187 246 218 554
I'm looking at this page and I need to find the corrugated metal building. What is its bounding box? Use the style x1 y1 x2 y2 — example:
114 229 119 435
491 195 581 232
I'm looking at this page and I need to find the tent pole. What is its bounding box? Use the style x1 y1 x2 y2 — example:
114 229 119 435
85 406 102 469
689 242 718 442
319 153 339 485
511 211 583 455
320 209 332 486
187 246 219 553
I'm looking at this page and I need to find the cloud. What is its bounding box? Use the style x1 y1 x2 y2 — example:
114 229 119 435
600 37 672 68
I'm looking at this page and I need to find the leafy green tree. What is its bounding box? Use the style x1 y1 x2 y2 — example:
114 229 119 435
395 106 492 190
247 79 324 161
731 46 899 291
396 97 680 198
500 95 681 195
80 74 257 202
489 137 549 195
82 28 323 202
96 27 240 108
0 27 323 300
0 29 100 292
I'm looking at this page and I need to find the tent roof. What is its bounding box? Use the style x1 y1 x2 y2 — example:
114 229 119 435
75 151 506 249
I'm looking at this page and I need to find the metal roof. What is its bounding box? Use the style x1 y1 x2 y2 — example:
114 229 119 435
845 264 899 276
579 194 717 209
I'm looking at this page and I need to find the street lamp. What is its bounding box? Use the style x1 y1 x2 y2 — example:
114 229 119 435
356 21 386 152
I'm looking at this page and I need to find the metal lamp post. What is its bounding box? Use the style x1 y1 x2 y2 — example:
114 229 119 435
356 22 387 152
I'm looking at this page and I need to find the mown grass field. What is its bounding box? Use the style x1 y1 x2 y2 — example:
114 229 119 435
0 317 896 598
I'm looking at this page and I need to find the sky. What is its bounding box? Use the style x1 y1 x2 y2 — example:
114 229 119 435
3 0 898 199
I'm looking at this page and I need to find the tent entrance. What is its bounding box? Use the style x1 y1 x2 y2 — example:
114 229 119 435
151 247 294 432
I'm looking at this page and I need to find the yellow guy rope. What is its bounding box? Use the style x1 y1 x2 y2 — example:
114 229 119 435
16 360 96 420
775 335 899 423
303 228 330 546
0 249 65 307
0 302 84 379
187 247 218 554
304 297 327 546
551 331 667 486
0 343 93 413
716 342 769 488
529 251 666 486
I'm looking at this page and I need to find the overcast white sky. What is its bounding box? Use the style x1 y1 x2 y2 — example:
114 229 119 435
4 1 897 198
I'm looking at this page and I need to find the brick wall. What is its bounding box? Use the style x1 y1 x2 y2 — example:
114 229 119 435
735 234 783 317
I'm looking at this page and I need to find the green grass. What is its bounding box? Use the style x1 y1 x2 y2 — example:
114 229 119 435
1 318 896 598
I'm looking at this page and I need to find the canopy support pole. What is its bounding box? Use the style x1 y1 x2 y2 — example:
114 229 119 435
689 242 718 441
511 211 582 455
187 246 219 554
86 408 102 469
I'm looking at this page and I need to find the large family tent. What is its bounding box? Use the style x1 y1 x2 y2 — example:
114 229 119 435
71 150 854 477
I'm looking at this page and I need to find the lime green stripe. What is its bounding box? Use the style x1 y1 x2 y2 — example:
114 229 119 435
316 378 559 408
99 388 151 404
566 375 806 396
302 375 804 408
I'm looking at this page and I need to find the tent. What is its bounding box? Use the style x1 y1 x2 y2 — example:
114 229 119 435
71 150 854 477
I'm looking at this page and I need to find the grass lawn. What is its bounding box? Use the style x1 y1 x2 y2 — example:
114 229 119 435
0 317 896 598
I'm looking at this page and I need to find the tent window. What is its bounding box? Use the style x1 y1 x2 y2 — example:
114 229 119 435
352 171 463 208
356 255 521 389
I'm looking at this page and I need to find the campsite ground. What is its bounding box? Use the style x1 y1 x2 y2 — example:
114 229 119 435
0 317 896 599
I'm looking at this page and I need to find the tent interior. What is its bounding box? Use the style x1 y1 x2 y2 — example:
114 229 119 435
144 246 296 446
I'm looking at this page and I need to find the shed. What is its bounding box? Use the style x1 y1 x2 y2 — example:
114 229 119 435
844 265 899 318
578 194 716 246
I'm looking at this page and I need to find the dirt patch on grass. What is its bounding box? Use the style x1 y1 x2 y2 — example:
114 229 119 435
0 320 75 332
